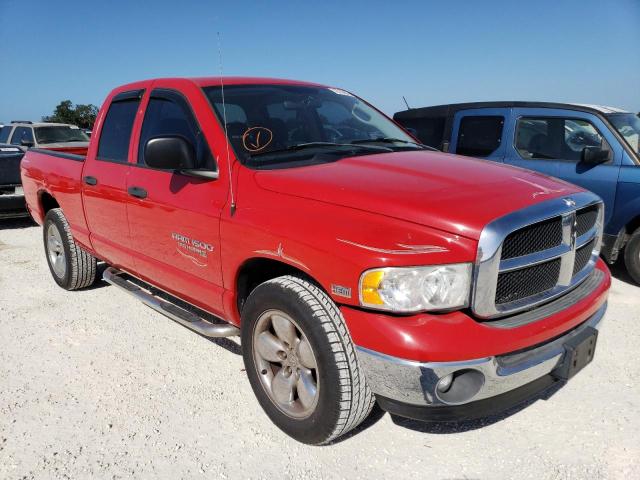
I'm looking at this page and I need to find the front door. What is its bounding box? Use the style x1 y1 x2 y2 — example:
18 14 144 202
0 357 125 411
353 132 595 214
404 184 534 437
505 108 621 225
125 88 228 315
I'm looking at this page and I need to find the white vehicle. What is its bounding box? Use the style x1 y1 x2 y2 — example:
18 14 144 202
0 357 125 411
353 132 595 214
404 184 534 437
0 121 90 153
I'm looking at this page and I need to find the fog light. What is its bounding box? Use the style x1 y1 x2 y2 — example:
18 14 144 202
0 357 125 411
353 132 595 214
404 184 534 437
434 369 485 405
436 373 454 393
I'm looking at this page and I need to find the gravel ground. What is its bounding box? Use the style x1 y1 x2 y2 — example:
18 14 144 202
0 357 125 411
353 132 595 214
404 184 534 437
1 218 639 480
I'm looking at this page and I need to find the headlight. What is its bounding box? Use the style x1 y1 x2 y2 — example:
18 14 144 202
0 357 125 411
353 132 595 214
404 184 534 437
359 263 472 313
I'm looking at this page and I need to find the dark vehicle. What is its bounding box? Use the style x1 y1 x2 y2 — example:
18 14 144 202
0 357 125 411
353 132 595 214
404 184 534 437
0 143 27 218
395 102 640 284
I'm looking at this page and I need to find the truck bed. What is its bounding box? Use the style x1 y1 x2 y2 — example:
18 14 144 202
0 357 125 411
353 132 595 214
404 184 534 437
20 148 90 244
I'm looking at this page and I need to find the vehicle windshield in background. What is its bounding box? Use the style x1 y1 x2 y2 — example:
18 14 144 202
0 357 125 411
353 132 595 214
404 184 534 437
34 126 89 144
0 126 10 143
607 113 640 155
203 84 419 167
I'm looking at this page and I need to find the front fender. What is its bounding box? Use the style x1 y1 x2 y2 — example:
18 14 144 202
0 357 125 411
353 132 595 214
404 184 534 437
220 187 477 323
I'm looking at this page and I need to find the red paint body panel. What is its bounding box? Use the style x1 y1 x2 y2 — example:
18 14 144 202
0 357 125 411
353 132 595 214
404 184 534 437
20 150 92 248
20 76 611 361
254 152 582 240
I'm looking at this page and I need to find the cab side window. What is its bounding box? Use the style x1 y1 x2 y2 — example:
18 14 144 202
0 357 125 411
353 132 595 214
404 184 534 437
456 116 504 157
97 93 142 163
515 117 611 162
0 126 12 143
139 90 215 170
10 127 34 146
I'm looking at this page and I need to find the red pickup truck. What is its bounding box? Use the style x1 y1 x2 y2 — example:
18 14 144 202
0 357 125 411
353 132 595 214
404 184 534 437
21 77 610 444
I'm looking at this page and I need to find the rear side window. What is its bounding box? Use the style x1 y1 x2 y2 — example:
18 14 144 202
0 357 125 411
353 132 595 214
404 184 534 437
138 91 214 169
10 127 34 146
0 126 12 143
456 116 504 157
97 96 141 162
515 117 611 162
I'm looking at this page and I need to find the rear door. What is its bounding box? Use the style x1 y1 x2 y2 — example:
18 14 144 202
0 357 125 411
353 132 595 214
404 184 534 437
125 86 228 315
504 108 621 224
450 108 509 162
82 90 143 268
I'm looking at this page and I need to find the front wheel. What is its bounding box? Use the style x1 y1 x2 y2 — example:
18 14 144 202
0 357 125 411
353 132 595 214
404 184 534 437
624 228 640 285
241 275 375 444
43 208 97 290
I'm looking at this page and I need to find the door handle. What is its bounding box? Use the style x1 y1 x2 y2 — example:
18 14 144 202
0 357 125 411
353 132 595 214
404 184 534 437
128 186 148 199
83 176 98 186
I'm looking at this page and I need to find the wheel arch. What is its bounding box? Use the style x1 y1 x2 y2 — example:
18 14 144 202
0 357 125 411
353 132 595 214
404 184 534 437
235 256 327 316
38 190 60 216
626 214 640 236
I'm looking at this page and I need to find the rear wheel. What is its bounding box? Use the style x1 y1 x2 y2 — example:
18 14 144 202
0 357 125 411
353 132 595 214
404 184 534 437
241 275 375 444
43 208 97 290
624 228 640 285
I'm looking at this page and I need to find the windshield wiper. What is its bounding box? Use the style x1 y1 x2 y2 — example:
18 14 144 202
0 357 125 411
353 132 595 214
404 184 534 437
249 142 392 157
351 137 438 151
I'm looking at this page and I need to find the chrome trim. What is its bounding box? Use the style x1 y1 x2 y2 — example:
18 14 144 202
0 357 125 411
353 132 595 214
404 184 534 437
486 269 604 329
472 191 603 319
356 302 606 407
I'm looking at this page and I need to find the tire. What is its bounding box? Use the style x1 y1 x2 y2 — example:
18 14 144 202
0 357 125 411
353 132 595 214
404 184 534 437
43 208 97 290
241 275 375 445
624 228 640 285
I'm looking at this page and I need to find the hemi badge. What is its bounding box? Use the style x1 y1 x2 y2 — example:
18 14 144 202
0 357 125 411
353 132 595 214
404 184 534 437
331 284 352 298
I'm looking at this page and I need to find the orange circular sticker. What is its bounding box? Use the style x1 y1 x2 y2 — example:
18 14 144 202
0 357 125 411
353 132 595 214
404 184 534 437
242 127 273 152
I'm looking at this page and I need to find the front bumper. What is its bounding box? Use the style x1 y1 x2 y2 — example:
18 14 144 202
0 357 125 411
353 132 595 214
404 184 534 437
0 190 27 219
357 302 605 419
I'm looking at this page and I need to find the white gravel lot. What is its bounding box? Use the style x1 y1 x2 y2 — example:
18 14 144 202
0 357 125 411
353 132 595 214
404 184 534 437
1 218 639 479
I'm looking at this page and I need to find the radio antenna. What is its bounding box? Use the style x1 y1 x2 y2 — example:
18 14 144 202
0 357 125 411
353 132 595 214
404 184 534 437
217 31 236 215
402 96 411 110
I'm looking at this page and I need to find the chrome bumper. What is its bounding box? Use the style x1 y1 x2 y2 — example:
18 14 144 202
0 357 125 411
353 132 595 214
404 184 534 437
356 302 606 407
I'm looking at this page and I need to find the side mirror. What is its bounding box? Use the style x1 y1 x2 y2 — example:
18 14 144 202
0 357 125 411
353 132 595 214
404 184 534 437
145 136 218 179
145 136 197 169
581 146 609 165
21 139 34 148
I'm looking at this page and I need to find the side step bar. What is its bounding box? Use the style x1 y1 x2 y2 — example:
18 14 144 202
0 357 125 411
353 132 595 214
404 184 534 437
103 267 240 338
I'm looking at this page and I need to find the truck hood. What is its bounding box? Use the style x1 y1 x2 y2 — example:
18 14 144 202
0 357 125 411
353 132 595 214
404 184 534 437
254 151 582 240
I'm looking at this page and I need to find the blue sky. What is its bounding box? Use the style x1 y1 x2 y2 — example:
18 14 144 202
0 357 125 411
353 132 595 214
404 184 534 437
1 0 638 122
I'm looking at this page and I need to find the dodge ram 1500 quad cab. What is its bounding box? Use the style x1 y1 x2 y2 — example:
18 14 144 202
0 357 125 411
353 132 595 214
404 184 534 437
21 78 610 444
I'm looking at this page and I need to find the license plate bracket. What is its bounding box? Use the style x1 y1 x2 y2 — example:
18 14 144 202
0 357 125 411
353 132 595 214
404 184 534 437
552 326 598 381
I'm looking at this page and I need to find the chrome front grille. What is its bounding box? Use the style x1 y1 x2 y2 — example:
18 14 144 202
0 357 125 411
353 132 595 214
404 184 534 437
472 192 604 319
495 258 561 305
501 217 563 260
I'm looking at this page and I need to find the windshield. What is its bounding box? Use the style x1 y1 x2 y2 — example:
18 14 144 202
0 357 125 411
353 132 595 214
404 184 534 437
203 84 418 168
34 126 89 144
607 113 640 155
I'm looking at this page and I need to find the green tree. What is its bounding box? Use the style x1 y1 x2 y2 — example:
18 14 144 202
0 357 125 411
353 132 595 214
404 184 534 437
42 100 99 129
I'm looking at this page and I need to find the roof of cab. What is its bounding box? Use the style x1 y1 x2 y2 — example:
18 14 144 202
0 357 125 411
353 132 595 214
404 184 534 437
114 77 326 93
190 77 325 88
